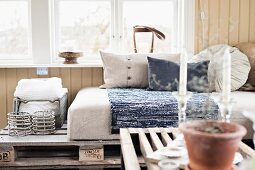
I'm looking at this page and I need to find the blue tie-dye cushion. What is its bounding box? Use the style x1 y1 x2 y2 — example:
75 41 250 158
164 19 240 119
147 57 210 92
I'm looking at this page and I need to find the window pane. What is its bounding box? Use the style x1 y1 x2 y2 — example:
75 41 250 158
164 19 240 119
57 0 111 56
122 0 177 53
0 1 30 59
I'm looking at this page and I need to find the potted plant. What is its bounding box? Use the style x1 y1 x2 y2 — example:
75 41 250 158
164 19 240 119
179 120 246 170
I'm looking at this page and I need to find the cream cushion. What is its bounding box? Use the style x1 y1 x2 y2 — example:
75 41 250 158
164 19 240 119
196 44 250 92
100 51 180 88
235 42 255 86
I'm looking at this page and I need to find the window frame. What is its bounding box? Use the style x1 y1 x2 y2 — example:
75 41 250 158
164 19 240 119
181 0 195 56
0 0 32 64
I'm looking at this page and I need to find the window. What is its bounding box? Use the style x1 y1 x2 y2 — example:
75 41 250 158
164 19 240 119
0 0 194 65
0 0 31 61
54 0 111 59
121 0 178 53
53 0 185 62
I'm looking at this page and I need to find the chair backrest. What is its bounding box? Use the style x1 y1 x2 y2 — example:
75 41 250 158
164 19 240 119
133 25 165 53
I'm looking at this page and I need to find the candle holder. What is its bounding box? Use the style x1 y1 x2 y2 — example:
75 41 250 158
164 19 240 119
219 98 233 122
171 92 192 147
173 92 192 124
177 95 188 124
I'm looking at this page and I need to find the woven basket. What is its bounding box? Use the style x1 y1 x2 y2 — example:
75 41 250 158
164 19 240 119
31 111 55 135
8 112 32 136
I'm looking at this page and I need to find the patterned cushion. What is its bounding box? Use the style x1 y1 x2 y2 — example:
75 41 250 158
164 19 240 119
147 57 210 92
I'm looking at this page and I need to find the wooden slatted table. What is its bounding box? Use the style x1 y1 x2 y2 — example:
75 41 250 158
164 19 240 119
120 128 255 170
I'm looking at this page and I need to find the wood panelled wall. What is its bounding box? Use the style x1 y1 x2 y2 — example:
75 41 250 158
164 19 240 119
0 68 103 128
195 0 255 52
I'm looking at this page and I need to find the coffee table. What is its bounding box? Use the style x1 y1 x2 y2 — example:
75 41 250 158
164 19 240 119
120 128 255 170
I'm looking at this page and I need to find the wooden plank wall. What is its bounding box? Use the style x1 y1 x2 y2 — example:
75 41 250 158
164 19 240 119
195 0 255 52
0 68 103 128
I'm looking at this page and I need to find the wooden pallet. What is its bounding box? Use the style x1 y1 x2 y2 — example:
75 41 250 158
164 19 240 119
0 124 121 169
120 128 255 170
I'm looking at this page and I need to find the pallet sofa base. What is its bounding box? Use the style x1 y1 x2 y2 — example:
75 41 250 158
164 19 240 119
0 124 121 170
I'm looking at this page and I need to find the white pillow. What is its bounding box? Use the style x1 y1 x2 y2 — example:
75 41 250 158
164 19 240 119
14 77 64 100
204 45 251 91
100 51 180 88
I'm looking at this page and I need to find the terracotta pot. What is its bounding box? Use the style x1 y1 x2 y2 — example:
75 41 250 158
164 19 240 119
179 120 246 170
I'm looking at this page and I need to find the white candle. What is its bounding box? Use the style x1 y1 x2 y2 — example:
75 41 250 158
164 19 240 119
222 48 231 102
179 50 188 96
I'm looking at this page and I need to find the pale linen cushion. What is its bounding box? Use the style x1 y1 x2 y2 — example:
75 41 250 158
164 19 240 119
100 51 180 88
235 42 255 86
196 44 250 92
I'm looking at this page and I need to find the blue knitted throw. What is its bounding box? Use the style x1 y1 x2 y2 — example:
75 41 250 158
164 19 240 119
107 89 219 133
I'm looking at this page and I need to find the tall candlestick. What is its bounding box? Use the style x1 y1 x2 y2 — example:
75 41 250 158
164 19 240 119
222 48 231 103
220 48 232 122
179 50 188 96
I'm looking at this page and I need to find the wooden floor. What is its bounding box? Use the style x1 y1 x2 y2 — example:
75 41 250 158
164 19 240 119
0 124 122 170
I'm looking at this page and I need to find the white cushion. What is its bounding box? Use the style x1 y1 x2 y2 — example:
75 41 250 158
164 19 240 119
197 44 251 92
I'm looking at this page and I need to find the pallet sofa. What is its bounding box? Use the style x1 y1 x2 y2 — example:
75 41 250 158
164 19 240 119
1 43 255 169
